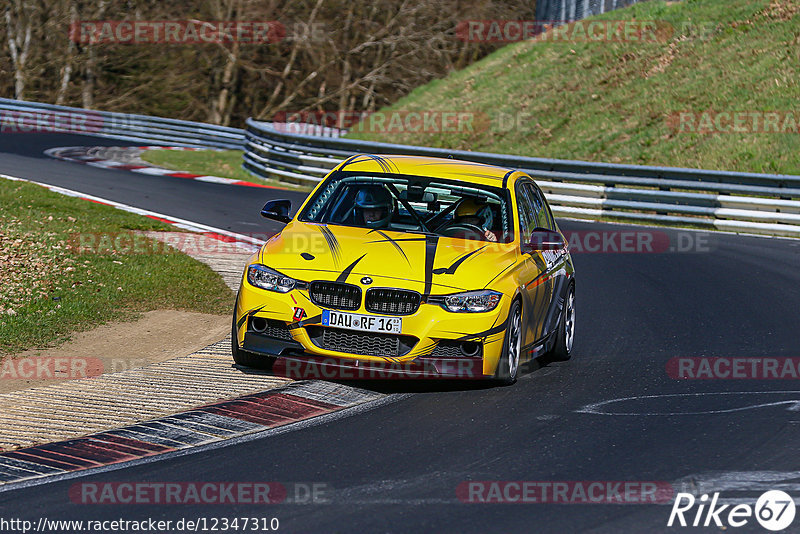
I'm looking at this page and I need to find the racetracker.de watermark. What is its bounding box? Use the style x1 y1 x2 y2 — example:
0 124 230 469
69 482 329 504
70 20 285 44
456 19 673 43
667 357 800 380
68 232 266 256
457 481 674 503
269 358 485 380
70 482 284 505
667 111 800 134
277 109 701 136
0 110 103 134
273 110 488 134
0 357 170 380
68 230 715 256
0 357 103 380
561 230 714 254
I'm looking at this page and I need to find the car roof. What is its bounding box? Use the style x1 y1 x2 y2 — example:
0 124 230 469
336 154 524 188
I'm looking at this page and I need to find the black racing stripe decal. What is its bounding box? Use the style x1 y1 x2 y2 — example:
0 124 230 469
287 314 323 330
318 226 342 266
530 277 542 339
501 169 514 189
373 155 391 173
366 237 427 243
482 260 516 289
457 172 506 181
237 305 266 329
432 245 487 275
454 322 508 342
423 235 439 297
417 160 502 170
370 154 397 173
338 155 360 170
414 341 437 357
370 230 412 266
434 311 505 342
344 154 397 173
336 254 367 283
343 155 372 169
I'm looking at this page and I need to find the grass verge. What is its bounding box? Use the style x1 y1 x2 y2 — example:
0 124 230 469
0 179 234 355
347 0 800 175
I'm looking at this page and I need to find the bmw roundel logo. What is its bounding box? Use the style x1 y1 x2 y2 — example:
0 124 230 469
361 276 373 285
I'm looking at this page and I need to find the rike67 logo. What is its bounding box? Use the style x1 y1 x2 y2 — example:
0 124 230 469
668 490 795 531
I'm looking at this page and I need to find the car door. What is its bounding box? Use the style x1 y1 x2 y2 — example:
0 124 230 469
515 179 553 348
526 181 570 340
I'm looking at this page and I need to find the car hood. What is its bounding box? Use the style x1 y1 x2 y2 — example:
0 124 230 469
258 221 517 294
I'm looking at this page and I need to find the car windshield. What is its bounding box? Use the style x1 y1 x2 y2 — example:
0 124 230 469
298 171 514 243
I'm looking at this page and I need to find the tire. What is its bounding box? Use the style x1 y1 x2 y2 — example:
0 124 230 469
548 284 575 362
494 299 522 385
231 310 275 370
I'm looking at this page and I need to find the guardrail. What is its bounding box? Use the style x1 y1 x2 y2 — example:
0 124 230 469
536 0 649 25
244 119 800 238
0 98 245 149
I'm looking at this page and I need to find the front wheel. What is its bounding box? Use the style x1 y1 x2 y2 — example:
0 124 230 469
494 299 522 385
548 284 575 361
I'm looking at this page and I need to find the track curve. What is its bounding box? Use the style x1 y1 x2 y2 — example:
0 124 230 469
1 133 800 533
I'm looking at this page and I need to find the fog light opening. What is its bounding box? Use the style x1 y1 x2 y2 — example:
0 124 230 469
251 317 268 333
460 341 481 357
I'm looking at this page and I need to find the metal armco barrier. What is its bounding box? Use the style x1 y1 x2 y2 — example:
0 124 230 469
244 119 800 238
0 98 245 149
536 0 648 24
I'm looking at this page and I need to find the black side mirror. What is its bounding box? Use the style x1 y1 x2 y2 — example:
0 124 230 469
523 228 566 252
261 199 292 224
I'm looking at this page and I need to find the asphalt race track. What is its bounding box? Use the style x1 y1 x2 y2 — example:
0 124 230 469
2 133 800 532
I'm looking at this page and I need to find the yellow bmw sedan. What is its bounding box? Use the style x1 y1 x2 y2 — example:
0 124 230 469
232 154 575 384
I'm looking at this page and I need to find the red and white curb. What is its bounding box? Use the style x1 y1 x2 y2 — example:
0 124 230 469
0 381 384 486
44 146 281 189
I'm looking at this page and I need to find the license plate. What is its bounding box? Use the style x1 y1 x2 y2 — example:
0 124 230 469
321 310 401 334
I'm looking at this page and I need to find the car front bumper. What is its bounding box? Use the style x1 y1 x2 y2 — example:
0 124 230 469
234 276 510 378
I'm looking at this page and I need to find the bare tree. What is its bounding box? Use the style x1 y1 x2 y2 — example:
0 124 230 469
81 0 107 109
0 0 536 124
4 1 35 100
55 0 77 105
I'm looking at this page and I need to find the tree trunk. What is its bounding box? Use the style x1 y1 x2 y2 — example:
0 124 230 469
82 46 95 108
55 1 77 105
5 4 33 100
82 0 107 109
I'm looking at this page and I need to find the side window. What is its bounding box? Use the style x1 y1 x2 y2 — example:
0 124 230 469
515 181 537 243
544 203 556 231
526 183 554 231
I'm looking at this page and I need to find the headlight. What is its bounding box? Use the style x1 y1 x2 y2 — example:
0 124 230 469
247 264 296 293
440 290 502 313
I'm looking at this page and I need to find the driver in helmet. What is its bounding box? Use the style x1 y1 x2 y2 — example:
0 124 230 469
353 184 394 229
454 198 497 242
